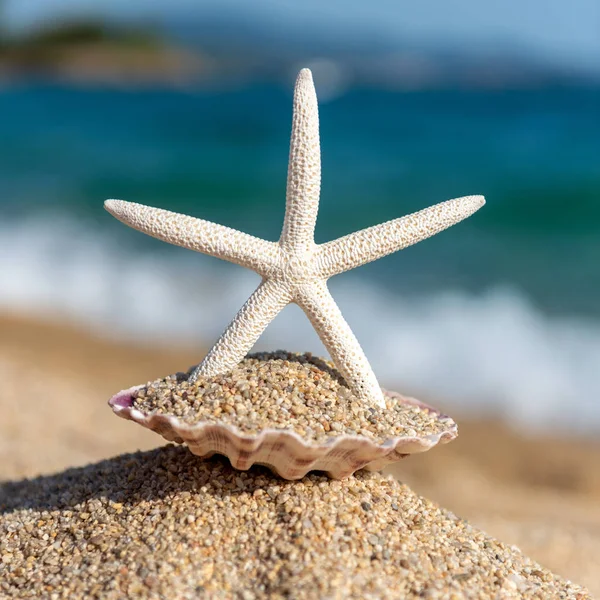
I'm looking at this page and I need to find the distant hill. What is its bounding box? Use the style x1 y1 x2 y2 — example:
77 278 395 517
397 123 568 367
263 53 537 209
0 20 209 86
0 13 597 89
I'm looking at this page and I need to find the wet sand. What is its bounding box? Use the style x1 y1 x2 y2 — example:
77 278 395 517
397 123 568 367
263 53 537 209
1 312 598 595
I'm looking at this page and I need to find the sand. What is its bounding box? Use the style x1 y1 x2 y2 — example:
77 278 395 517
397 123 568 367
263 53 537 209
1 312 599 595
0 445 590 599
133 351 451 443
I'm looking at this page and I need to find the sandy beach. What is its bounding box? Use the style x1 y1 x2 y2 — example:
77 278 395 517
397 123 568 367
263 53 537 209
1 312 598 596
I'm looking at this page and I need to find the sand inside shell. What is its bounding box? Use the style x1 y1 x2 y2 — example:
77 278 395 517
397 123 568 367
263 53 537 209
132 351 453 444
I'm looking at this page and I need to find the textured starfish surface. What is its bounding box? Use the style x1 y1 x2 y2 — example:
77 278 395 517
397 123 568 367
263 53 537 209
105 68 484 408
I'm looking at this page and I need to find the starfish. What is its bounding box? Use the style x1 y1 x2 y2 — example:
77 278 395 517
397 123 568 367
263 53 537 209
105 68 484 408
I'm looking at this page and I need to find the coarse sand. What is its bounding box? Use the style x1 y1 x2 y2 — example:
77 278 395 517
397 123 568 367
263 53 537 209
1 313 599 595
133 351 452 444
0 445 590 600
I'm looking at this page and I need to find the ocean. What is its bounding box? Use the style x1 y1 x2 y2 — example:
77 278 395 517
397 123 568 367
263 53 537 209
1 81 599 434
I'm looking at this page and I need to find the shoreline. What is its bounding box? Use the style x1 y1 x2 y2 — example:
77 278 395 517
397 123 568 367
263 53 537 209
1 311 599 593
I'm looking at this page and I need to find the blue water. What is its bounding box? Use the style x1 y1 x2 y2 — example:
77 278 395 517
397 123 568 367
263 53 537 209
1 82 599 432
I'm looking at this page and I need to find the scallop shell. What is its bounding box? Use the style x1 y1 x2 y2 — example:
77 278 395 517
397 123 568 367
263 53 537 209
109 385 457 480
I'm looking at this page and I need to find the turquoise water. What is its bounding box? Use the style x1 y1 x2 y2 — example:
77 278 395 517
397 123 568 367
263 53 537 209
1 82 599 431
1 83 599 314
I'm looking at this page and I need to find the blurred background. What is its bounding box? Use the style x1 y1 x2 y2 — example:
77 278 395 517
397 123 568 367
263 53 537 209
1 0 600 591
1 0 599 431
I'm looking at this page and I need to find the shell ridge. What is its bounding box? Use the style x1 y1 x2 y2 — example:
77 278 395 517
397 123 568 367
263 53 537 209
108 384 457 479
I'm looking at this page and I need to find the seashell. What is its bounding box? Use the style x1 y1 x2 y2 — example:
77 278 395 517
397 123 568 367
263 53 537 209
109 386 457 480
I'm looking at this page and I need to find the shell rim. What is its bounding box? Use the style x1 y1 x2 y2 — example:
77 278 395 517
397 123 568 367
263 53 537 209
109 384 458 456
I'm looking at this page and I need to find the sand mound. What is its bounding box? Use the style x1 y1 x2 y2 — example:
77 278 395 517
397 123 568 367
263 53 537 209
0 446 589 599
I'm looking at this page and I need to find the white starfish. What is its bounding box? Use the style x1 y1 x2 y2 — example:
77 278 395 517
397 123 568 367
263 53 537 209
105 68 484 408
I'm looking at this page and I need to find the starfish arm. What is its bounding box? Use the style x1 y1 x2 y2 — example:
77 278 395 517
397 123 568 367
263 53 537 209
294 281 386 408
190 278 292 380
279 69 321 250
105 199 281 276
316 195 485 278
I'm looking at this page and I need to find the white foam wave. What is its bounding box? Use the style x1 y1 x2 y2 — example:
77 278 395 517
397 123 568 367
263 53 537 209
2 216 599 434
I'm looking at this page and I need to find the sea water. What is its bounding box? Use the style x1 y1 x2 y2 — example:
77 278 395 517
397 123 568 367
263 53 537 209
1 82 599 433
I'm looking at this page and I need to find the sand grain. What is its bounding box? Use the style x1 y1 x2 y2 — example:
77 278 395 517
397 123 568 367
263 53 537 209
133 351 451 444
0 445 590 600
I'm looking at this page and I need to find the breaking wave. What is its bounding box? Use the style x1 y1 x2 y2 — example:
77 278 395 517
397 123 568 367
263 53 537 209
2 216 599 434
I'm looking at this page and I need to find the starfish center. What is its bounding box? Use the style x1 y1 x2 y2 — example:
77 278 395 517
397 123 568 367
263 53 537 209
279 251 319 284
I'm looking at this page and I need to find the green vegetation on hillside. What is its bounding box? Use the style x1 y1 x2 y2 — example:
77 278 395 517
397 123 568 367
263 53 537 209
0 20 162 67
0 18 208 85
